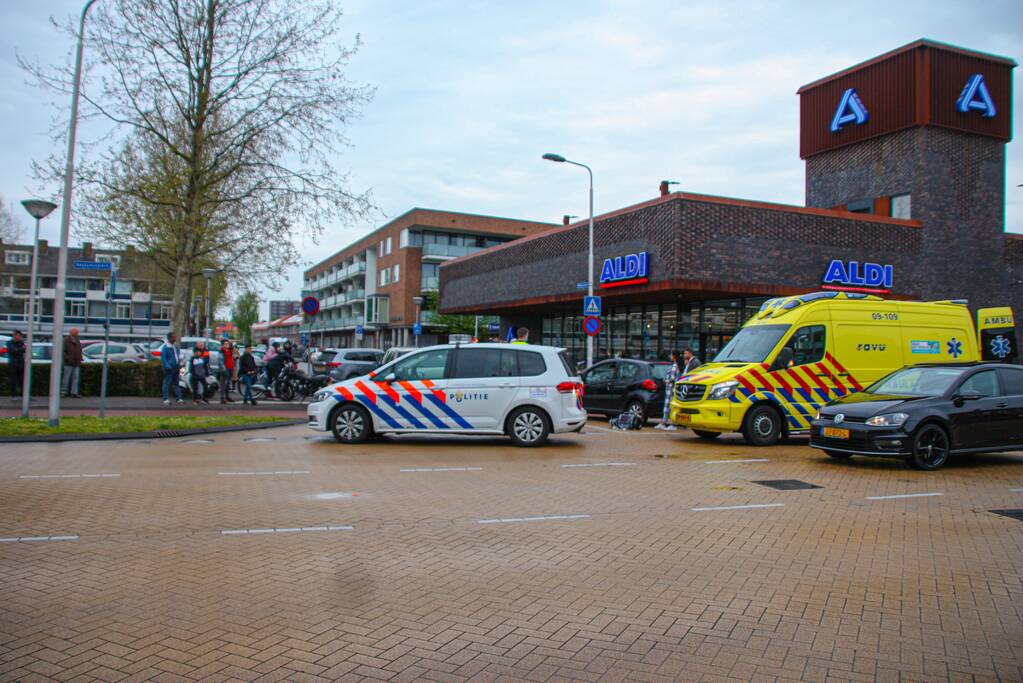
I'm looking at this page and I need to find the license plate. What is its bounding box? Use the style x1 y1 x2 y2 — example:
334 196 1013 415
675 413 691 424
822 427 850 439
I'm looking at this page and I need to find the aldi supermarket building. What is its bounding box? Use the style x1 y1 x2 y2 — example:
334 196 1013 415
438 40 1023 364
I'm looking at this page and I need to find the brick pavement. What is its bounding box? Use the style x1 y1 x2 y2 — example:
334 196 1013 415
2 425 1023 681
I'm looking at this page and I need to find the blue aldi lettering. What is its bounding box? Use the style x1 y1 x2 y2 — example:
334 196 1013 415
599 252 649 287
830 88 869 133
956 74 996 118
822 259 893 292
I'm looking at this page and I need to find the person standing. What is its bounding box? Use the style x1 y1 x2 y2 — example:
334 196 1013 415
218 341 235 404
230 343 240 391
160 332 183 405
512 327 529 345
6 331 26 401
681 347 701 376
656 350 682 431
62 328 83 398
239 345 258 405
189 341 211 404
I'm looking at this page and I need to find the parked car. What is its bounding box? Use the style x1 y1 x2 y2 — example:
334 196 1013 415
326 349 384 381
580 359 673 424
308 343 586 446
82 341 147 363
381 346 416 366
309 348 341 374
811 362 1023 470
0 342 54 365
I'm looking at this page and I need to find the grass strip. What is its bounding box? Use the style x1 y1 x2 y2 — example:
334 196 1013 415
0 415 293 437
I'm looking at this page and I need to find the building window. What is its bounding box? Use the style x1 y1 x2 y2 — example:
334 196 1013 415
385 237 392 254
379 239 385 255
5 251 30 266
399 229 409 248
379 268 390 287
67 300 86 318
890 193 911 219
392 264 400 283
96 254 121 268
115 302 131 319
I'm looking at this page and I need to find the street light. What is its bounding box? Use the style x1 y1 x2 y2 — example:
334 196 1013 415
48 0 100 428
19 199 58 418
202 268 217 339
543 152 595 369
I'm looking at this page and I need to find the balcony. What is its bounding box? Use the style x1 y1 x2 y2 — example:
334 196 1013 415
420 243 481 260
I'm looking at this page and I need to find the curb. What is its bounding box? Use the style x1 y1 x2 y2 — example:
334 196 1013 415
0 419 306 444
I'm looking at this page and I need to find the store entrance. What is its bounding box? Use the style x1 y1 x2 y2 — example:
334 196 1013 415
700 333 734 363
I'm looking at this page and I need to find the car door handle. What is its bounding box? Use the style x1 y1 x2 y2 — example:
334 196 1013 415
996 402 1009 408
498 382 515 388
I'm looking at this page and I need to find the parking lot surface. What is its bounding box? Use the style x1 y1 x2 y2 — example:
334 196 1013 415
2 425 1023 682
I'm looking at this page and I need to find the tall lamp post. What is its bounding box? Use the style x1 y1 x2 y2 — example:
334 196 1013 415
412 296 424 348
542 153 595 369
48 0 100 427
19 199 59 418
202 268 216 338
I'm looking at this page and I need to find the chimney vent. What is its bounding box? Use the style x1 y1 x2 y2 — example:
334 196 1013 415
82 242 93 259
660 180 680 197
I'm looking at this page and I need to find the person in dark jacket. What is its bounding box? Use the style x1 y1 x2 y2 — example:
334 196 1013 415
7 331 26 400
189 341 211 404
239 345 258 405
160 332 183 405
681 347 701 376
218 341 235 404
62 328 83 398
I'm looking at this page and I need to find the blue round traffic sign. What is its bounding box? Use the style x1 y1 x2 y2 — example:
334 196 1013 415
301 296 320 316
583 316 601 336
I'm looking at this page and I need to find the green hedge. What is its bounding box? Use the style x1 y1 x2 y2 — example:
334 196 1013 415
0 361 166 397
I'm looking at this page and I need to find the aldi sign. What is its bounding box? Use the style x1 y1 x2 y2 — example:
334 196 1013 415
821 259 893 294
599 252 649 289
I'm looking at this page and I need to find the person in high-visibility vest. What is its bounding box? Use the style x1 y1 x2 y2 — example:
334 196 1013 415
511 327 529 344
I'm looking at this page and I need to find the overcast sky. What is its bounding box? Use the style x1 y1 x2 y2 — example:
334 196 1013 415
2 1 1021 320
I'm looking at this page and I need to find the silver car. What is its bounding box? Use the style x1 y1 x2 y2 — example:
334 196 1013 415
82 342 147 363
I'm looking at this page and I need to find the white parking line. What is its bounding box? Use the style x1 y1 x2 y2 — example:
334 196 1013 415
19 474 120 479
0 534 79 543
866 492 943 500
400 467 483 472
703 459 770 464
690 503 785 512
1009 488 1023 492
561 463 637 468
220 525 352 535
217 471 310 476
478 514 591 524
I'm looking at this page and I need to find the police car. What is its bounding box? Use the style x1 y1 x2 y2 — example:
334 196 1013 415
307 343 586 447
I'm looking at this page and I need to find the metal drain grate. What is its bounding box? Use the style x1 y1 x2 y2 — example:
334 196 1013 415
754 479 822 491
990 509 1023 521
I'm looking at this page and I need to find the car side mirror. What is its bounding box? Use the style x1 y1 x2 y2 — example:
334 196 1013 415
382 372 397 383
957 389 982 402
770 347 794 372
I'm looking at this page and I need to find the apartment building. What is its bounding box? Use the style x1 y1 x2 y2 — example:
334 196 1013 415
301 209 555 348
269 300 300 319
0 240 175 342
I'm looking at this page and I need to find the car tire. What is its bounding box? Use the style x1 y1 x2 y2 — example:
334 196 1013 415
742 404 782 446
331 404 372 444
908 424 950 471
824 450 852 459
692 429 720 440
507 406 551 447
625 400 647 424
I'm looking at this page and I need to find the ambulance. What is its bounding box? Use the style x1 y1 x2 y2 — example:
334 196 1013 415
668 292 1016 445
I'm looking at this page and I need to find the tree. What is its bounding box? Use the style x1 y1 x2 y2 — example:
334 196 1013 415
24 0 373 337
0 198 24 244
232 291 259 344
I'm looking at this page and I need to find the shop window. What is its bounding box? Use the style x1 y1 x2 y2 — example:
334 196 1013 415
782 325 827 367
890 193 911 219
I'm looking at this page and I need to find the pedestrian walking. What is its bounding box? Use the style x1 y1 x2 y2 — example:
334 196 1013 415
61 328 83 398
160 332 183 405
239 345 258 405
218 341 235 404
656 350 682 431
6 331 26 400
189 341 211 404
681 347 701 375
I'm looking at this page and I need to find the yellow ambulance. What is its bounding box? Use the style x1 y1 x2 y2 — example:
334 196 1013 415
668 292 1016 445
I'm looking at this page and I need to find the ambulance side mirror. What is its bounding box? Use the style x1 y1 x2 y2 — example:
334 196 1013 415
770 347 794 372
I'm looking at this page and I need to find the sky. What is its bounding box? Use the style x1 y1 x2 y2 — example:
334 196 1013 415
1 0 1021 320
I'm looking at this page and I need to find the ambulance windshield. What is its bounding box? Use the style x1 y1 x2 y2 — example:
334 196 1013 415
714 324 790 363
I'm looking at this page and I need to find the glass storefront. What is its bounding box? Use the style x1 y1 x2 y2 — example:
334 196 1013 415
540 297 769 366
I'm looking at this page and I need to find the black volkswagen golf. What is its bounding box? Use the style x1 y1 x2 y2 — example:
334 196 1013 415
810 363 1023 470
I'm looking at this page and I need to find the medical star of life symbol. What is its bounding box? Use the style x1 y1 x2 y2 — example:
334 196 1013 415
947 338 963 359
991 335 1012 359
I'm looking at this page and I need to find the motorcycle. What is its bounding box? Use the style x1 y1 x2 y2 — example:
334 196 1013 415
273 363 331 402
178 365 219 400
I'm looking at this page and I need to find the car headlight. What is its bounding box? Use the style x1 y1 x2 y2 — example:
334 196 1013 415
706 380 738 401
312 389 333 403
815 409 822 420
865 412 909 427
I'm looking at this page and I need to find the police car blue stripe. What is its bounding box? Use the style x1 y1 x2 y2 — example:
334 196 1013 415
379 395 427 430
426 395 473 430
403 394 448 429
356 396 402 429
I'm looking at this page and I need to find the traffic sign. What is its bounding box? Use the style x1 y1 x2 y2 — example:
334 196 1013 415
487 321 500 334
301 296 320 316
355 324 364 340
74 260 111 271
300 332 309 345
583 295 601 317
583 316 602 336
413 322 423 336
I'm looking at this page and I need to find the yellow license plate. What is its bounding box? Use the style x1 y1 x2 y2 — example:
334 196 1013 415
823 427 850 439
676 413 692 424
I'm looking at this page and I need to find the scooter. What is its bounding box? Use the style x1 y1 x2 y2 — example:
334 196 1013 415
178 365 219 401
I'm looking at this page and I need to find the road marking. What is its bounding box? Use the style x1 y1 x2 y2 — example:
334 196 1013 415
691 503 785 512
220 525 352 535
703 458 770 464
478 514 590 524
182 439 214 444
217 471 310 476
1009 488 1023 492
400 467 483 472
0 534 79 543
313 492 362 500
19 474 120 479
561 462 637 468
866 492 943 500
243 437 276 443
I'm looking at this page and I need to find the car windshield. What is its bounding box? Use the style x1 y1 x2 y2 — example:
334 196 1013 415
713 324 790 363
866 366 970 396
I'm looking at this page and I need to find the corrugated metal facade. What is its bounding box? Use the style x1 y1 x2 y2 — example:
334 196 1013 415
799 41 1014 158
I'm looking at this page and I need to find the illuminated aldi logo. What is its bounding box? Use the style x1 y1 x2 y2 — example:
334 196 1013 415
599 252 649 289
821 259 893 294
956 74 996 118
830 88 869 133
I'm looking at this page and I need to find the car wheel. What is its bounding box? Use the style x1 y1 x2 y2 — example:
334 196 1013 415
824 450 852 459
692 429 721 440
742 404 782 446
507 407 550 447
908 424 950 470
625 400 647 424
331 404 372 444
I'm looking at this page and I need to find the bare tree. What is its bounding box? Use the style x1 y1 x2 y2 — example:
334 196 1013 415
23 0 372 336
0 198 24 244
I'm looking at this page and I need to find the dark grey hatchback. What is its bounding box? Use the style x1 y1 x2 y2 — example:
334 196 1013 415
810 363 1023 470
